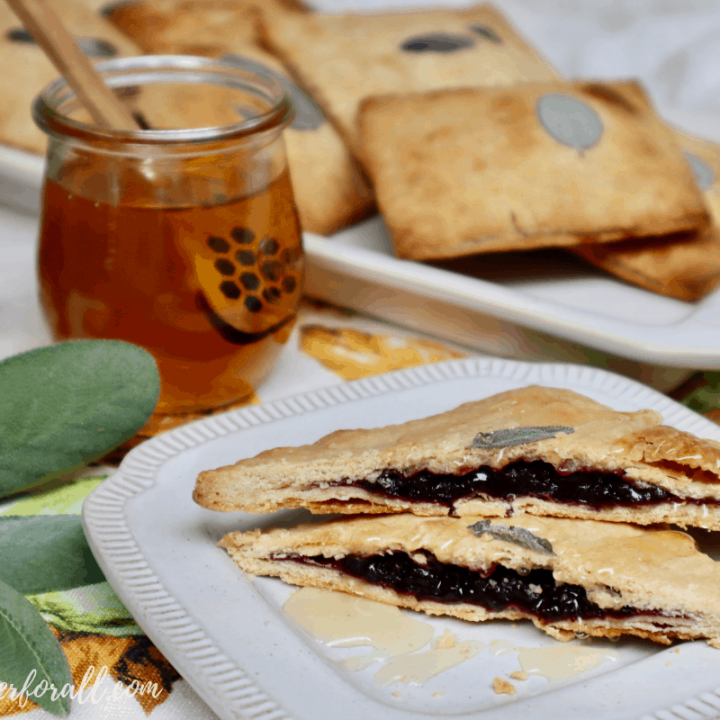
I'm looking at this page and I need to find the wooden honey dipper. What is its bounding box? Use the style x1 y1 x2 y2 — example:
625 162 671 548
5 0 140 130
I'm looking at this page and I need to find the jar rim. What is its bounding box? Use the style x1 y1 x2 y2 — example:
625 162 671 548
32 54 295 146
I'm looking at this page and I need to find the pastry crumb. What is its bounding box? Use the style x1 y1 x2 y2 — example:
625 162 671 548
434 629 457 649
392 691 401 698
432 692 445 698
510 670 528 681
493 677 516 695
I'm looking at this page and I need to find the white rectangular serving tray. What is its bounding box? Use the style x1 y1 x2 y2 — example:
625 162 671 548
5 131 720 372
83 357 720 720
303 215 720 371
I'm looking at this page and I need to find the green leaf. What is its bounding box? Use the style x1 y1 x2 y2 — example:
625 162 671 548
0 516 105 595
679 371 720 415
0 578 72 716
0 340 159 499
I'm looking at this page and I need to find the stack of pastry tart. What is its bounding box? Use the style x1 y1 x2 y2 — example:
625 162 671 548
194 386 720 647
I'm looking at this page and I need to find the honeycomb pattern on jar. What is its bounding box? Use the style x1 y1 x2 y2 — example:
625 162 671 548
197 224 302 334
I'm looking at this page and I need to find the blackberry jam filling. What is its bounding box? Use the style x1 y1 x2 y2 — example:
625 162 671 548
277 550 651 623
347 459 684 510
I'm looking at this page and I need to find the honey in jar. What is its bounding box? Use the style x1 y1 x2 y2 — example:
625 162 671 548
33 56 303 413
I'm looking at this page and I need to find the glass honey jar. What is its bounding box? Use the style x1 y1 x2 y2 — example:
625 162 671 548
33 55 303 413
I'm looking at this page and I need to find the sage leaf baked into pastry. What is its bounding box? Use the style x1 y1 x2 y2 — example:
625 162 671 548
468 520 555 556
468 425 574 449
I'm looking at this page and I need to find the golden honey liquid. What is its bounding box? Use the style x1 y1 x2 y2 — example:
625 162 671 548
38 169 303 413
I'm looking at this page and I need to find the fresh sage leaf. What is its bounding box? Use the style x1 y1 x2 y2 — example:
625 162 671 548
0 516 104 595
536 93 603 154
679 371 720 415
0 578 72 716
468 425 574 449
468 520 556 556
0 340 159 498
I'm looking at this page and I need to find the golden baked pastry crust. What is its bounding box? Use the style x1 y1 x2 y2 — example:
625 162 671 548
0 0 142 154
220 513 720 646
194 385 720 529
574 134 720 302
358 81 710 260
104 0 374 235
259 3 560 161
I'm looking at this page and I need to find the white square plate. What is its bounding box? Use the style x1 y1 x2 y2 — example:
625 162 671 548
82 358 720 720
